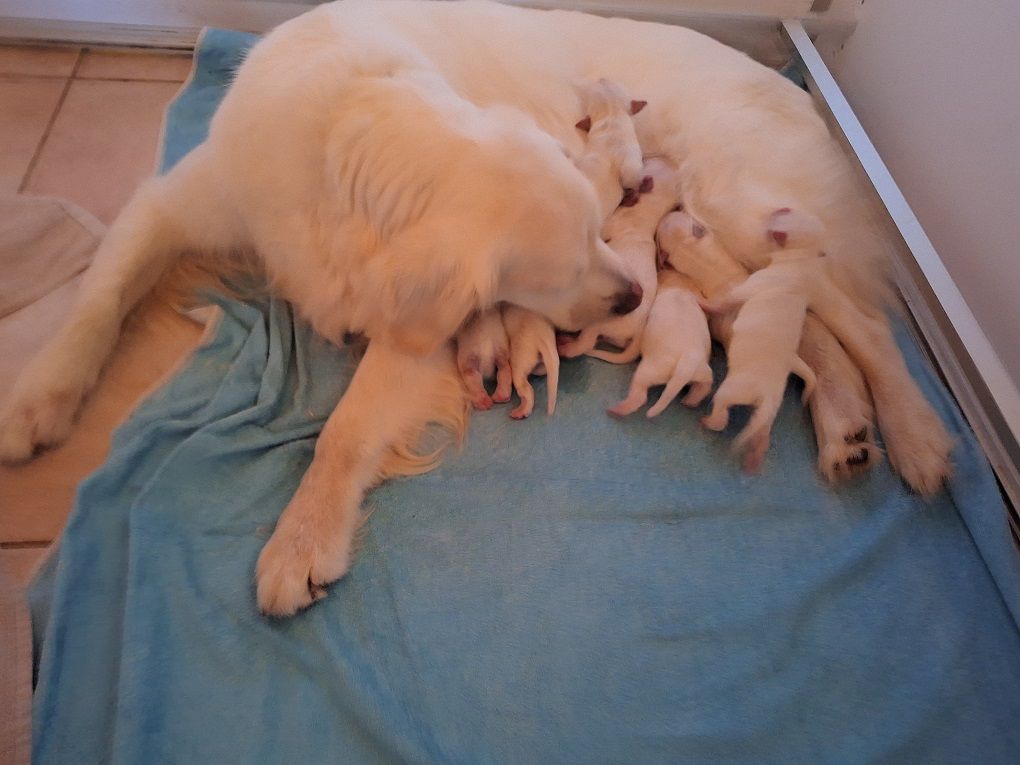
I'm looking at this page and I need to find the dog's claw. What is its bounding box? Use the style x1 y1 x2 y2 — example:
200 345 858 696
846 425 869 444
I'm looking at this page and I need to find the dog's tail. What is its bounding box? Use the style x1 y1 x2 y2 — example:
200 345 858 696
539 328 560 416
647 356 712 418
733 392 784 473
791 355 817 403
586 334 641 365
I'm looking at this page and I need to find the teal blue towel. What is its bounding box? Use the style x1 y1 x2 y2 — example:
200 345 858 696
30 28 1020 764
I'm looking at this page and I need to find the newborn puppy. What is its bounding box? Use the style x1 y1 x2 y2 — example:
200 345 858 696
656 210 816 473
455 308 512 410
502 305 560 419
573 78 648 219
559 157 681 362
659 209 880 481
608 267 713 418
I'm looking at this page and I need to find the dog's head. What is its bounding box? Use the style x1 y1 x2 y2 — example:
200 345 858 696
371 119 641 356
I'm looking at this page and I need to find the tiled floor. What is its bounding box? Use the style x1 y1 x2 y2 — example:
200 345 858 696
0 44 202 584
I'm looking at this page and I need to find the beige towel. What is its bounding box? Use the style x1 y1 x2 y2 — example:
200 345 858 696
0 195 104 765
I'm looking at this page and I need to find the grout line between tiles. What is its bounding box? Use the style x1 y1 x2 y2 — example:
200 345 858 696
74 76 187 83
17 48 84 194
0 73 186 83
0 72 71 80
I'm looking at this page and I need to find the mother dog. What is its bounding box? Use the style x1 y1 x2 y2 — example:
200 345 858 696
0 0 952 616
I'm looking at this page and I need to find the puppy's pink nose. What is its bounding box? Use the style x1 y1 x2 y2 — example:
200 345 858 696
612 282 643 315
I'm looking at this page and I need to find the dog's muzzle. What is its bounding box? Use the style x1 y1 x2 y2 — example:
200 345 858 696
611 282 643 315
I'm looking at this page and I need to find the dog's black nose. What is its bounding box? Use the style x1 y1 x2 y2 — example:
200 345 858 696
612 282 643 315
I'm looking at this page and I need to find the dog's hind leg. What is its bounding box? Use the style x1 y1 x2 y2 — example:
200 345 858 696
798 314 881 483
0 145 238 462
608 363 656 417
458 354 493 411
492 350 513 404
732 393 783 473
587 335 641 364
681 361 714 408
805 275 952 496
256 341 467 617
646 356 712 417
557 325 599 359
510 371 536 420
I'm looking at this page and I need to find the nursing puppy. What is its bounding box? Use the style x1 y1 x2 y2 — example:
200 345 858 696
572 78 648 218
659 209 881 479
502 305 559 419
658 210 816 473
342 0 950 494
709 209 945 485
456 308 512 411
559 157 680 363
607 267 713 418
0 0 954 618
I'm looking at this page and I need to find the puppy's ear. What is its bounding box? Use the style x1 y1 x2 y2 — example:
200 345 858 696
575 115 592 132
630 99 647 115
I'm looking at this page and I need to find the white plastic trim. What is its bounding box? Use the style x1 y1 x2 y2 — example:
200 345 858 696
782 19 1020 515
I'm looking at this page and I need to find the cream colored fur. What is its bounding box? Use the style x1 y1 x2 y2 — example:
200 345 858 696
0 0 952 617
502 305 560 420
560 157 681 363
607 268 713 418
572 77 646 219
455 308 512 412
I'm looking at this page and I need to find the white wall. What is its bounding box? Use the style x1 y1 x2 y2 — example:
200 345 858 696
824 0 1020 385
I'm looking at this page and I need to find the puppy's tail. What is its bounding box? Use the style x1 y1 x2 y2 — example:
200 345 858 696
791 355 817 403
586 335 641 365
733 393 783 473
647 356 711 418
539 329 560 415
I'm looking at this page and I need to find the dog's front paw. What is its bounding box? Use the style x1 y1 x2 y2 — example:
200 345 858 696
0 385 82 463
256 524 353 617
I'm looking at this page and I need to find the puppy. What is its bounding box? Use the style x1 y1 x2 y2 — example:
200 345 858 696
502 305 560 419
572 78 648 219
660 209 882 480
608 267 713 418
658 209 816 473
559 157 680 363
456 308 512 411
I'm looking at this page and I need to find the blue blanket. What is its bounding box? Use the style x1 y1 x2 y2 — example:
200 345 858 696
30 29 1020 764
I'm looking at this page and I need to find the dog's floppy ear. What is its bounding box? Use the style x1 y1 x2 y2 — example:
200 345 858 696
373 235 495 357
630 99 647 115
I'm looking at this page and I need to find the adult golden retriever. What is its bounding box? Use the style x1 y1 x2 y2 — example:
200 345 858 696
0 1 951 616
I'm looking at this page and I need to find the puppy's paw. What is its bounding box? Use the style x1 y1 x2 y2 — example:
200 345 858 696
493 355 512 403
256 524 352 618
701 409 729 432
738 431 769 474
471 392 494 411
510 404 532 420
818 425 882 483
0 385 82 463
